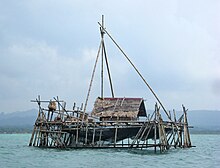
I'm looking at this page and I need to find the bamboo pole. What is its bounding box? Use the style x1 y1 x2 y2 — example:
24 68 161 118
183 105 191 148
92 126 96 146
99 129 103 147
76 120 79 146
83 41 102 114
154 104 157 153
85 125 88 145
114 126 118 147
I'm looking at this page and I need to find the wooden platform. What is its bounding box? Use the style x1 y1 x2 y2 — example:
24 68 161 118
29 97 193 153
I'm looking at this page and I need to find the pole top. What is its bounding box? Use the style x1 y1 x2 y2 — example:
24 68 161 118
100 15 105 37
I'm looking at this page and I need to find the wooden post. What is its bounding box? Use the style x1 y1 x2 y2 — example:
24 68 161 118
173 109 177 122
99 129 103 147
183 105 191 148
114 126 118 147
101 15 104 99
85 124 88 145
33 129 38 146
92 124 96 146
76 119 79 147
172 123 176 148
156 104 168 152
29 126 36 146
154 103 157 153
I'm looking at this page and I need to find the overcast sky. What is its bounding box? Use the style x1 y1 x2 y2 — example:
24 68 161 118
0 0 219 113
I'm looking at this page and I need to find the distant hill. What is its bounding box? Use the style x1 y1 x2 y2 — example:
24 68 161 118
0 109 37 126
186 110 220 134
0 109 37 133
0 109 219 133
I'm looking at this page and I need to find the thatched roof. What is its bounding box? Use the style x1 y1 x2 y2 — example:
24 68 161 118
91 97 147 118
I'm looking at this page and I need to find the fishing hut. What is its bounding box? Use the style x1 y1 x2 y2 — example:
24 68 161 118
29 16 193 152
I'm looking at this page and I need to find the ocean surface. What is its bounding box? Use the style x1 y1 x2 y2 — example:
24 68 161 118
0 134 220 168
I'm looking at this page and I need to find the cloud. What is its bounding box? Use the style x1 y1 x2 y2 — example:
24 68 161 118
0 0 219 112
0 38 99 111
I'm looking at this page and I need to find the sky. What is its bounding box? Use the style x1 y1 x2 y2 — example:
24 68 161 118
0 0 219 113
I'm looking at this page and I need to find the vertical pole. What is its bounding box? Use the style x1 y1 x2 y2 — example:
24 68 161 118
33 130 38 146
47 111 50 121
101 43 104 98
46 133 48 147
76 115 79 147
92 124 96 146
37 131 41 146
63 133 67 146
85 125 88 145
29 121 39 146
172 123 176 148
50 111 54 121
114 126 118 147
157 108 162 152
30 96 41 146
173 109 177 122
99 129 103 147
154 122 157 153
101 15 104 99
183 105 191 148
29 127 35 146
154 103 157 153
180 130 182 147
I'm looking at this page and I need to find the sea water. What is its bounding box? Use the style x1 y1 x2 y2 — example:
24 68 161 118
0 134 220 168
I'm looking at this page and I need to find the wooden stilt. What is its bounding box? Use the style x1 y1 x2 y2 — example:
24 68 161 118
85 124 88 145
92 125 96 146
114 126 118 147
99 129 103 147
183 105 191 148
